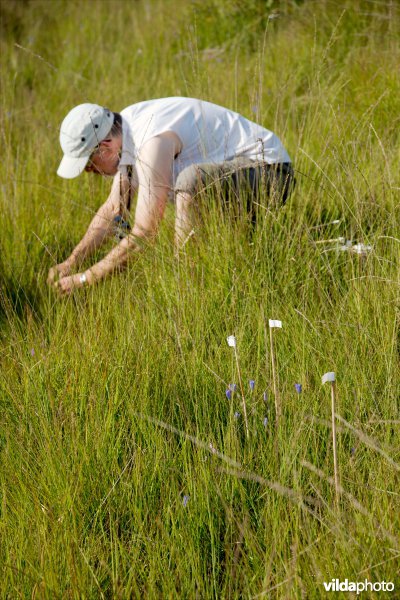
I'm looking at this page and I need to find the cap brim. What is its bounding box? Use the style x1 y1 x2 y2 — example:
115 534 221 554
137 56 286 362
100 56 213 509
57 154 90 179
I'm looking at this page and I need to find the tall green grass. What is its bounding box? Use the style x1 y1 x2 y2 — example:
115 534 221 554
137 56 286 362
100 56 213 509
1 0 399 597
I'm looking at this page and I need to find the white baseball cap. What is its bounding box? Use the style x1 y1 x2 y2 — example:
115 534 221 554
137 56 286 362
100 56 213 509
57 103 114 179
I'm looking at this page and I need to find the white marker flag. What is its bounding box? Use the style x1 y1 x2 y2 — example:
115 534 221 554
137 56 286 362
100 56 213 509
269 320 282 329
322 372 336 384
227 335 236 348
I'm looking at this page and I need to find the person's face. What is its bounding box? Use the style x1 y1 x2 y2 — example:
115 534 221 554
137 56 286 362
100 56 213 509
85 137 121 176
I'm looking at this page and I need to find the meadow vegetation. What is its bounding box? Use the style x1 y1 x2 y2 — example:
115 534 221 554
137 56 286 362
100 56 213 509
0 0 399 597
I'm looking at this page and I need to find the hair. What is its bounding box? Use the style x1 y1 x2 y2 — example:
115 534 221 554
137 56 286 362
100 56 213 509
109 112 122 138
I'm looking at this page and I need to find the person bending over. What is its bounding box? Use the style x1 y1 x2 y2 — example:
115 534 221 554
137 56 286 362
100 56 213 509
48 97 295 294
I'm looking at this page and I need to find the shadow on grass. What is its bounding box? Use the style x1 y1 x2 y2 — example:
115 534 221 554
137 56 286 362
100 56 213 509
0 272 44 330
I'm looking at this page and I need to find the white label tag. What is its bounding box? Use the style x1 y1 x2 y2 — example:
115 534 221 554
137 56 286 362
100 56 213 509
269 319 282 328
227 335 236 347
322 372 336 384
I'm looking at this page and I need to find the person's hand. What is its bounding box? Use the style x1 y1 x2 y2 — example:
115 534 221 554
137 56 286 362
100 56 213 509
54 273 91 296
47 260 74 286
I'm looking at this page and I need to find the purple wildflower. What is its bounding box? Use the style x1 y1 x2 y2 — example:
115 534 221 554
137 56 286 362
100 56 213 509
30 348 35 357
263 417 268 427
234 411 241 419
183 495 190 507
263 391 268 403
229 383 237 392
294 383 302 394
226 389 232 400
249 380 255 391
350 447 356 457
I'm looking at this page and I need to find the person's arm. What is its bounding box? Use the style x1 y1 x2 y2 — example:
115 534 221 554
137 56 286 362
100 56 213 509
47 173 131 284
175 190 196 251
55 132 181 293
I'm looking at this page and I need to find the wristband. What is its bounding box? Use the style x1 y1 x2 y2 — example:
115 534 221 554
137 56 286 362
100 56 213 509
79 273 87 284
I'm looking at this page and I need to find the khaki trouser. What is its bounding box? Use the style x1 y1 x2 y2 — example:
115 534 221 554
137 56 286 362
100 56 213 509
174 159 295 209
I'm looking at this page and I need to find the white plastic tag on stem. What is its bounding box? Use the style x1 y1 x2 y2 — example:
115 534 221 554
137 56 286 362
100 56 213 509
352 243 372 255
322 372 335 384
227 335 236 348
339 241 372 255
269 320 282 329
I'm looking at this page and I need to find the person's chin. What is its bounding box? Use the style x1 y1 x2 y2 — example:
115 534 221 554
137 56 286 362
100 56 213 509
104 162 119 177
97 167 118 177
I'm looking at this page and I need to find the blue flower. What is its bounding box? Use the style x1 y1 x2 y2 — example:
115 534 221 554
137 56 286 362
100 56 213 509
249 380 255 391
263 417 268 427
229 383 237 392
295 383 302 394
263 391 268 403
226 389 232 400
234 411 241 419
183 495 190 507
